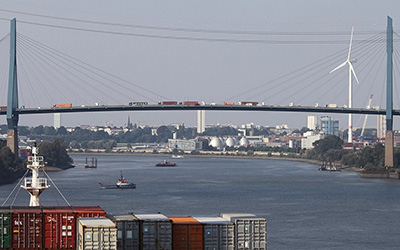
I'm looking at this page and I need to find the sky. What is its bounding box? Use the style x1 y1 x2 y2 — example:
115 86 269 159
0 0 400 130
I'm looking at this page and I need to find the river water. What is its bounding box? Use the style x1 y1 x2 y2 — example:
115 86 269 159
1 154 400 249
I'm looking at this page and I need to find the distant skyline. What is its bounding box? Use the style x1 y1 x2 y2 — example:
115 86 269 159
0 1 400 129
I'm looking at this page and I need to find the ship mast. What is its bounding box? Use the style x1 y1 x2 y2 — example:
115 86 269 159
21 145 49 206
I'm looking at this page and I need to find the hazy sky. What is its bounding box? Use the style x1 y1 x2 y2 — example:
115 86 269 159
0 0 400 129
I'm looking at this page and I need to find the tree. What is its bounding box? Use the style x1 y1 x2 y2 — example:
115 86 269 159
39 138 72 168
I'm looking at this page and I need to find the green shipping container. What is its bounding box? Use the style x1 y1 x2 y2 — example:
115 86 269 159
0 208 11 249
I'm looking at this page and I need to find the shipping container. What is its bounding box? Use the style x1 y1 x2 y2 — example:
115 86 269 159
182 101 199 106
220 213 267 250
72 206 107 218
11 207 43 250
224 102 235 105
110 214 140 250
133 214 172 250
42 206 76 250
0 106 6 110
193 217 234 250
129 102 148 106
0 207 11 249
77 217 117 250
54 103 73 108
169 217 203 250
238 101 258 106
161 101 178 105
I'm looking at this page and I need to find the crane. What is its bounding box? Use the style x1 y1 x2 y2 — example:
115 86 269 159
360 94 373 138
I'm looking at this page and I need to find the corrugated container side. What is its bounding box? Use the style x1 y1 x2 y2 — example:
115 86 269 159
110 214 140 250
72 206 107 218
11 207 43 249
78 218 117 250
42 206 76 250
0 207 11 249
134 214 172 250
194 217 234 250
162 101 178 105
234 218 267 250
170 217 203 250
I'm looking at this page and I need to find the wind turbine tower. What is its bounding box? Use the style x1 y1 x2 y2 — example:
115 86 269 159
329 26 360 143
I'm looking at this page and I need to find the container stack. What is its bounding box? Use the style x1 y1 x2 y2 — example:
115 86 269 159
111 214 140 250
77 217 117 250
134 213 172 250
11 206 43 249
220 213 267 250
193 216 235 250
169 217 203 250
42 206 76 249
0 208 11 249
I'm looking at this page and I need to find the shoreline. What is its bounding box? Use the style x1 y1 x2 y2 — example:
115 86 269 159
68 151 363 173
69 151 322 165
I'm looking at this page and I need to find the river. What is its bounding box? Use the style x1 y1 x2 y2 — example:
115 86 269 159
1 154 400 249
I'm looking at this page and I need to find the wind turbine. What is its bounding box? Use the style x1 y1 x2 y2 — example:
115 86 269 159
329 26 360 144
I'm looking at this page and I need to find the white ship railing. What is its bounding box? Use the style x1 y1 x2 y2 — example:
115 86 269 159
23 177 48 188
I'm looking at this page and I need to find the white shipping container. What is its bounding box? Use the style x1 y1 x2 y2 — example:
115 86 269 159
111 214 140 250
78 217 117 250
133 214 172 250
220 213 267 250
194 217 235 250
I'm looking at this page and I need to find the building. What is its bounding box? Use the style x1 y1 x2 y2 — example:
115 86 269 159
321 116 339 136
168 139 203 151
301 132 323 149
197 110 205 133
307 115 317 130
54 113 61 129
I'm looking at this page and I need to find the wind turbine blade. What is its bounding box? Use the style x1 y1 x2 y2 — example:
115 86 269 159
349 63 360 85
329 61 347 74
347 26 354 60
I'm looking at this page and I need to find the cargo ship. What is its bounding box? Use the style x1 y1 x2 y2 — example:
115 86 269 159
1 145 267 250
156 160 176 167
98 171 136 189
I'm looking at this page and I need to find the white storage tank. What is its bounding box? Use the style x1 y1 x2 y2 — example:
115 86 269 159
78 217 118 250
220 213 267 250
111 214 140 250
193 217 235 250
133 214 172 250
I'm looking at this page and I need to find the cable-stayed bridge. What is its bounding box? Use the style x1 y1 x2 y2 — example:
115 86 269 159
0 16 399 166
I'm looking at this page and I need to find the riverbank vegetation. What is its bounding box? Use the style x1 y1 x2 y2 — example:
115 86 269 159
307 135 400 170
0 141 25 185
38 138 74 169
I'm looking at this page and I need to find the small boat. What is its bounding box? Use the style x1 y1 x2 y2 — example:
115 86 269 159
99 171 136 189
156 160 176 167
171 155 184 158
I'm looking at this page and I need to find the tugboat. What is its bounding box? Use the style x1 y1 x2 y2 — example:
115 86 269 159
99 171 136 189
156 160 176 167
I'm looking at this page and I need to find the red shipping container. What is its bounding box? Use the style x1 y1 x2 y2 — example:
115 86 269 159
11 207 43 250
162 101 178 105
42 206 75 249
170 217 203 250
183 101 199 106
72 206 106 218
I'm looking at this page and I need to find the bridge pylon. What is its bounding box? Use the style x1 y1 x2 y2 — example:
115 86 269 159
385 16 394 168
6 18 19 155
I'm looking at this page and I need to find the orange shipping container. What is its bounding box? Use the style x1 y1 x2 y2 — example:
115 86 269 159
224 102 234 105
170 217 203 250
56 103 72 108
